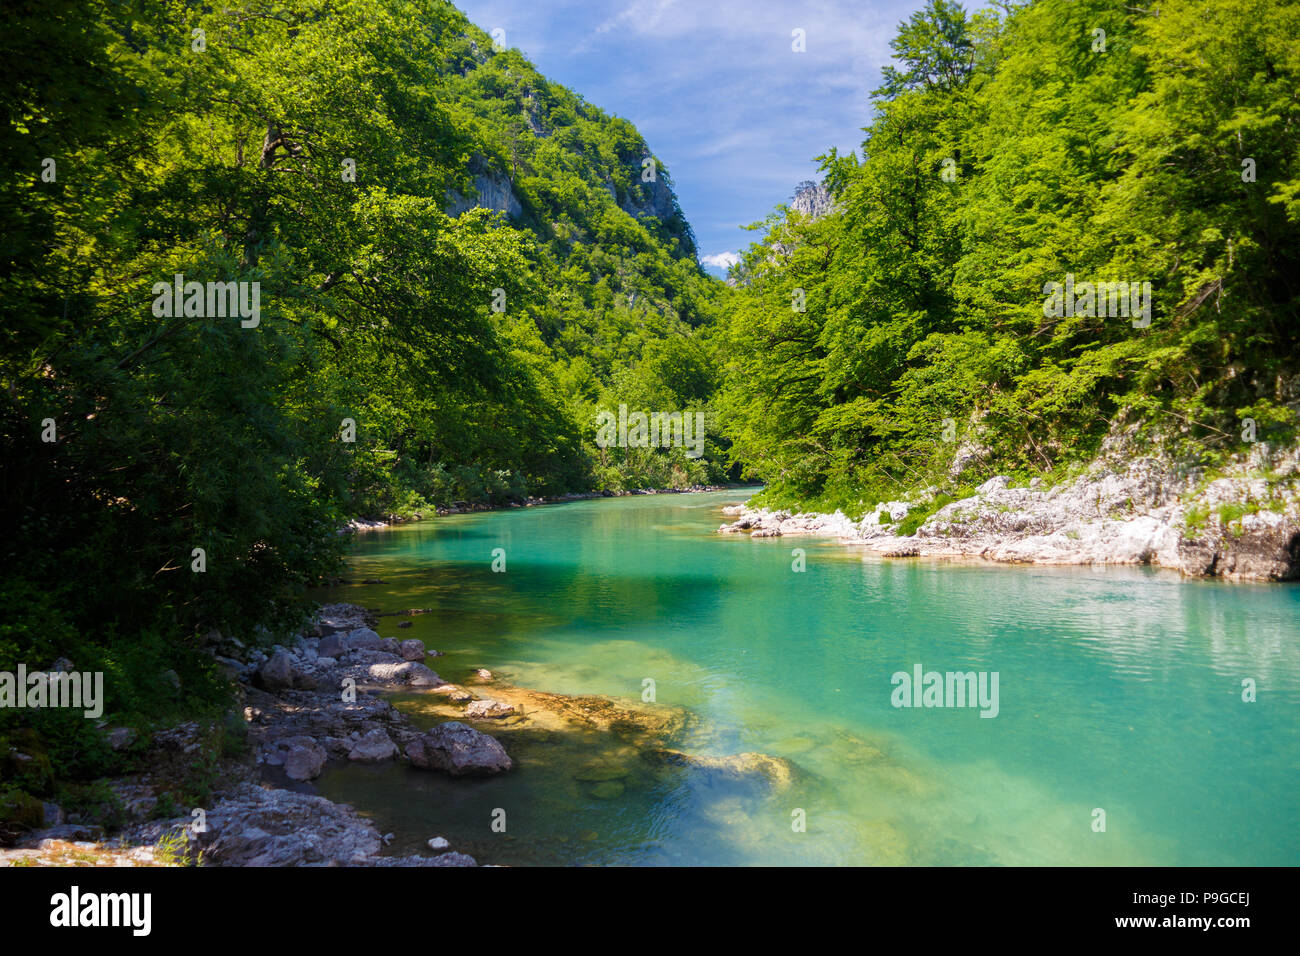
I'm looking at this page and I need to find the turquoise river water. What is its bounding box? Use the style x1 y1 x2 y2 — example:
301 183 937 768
313 488 1300 866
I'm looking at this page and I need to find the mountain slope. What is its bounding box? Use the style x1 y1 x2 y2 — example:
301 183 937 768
718 0 1300 564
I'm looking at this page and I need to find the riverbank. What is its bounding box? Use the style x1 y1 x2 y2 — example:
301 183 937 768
2 596 802 867
719 440 1300 581
2 603 489 867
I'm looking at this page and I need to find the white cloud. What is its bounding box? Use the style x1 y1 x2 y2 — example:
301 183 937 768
594 0 678 36
700 251 741 269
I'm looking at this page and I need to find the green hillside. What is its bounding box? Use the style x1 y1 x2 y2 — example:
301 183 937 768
719 0 1300 517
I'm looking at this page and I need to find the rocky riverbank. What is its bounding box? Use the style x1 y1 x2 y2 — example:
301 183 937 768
2 603 505 867
719 439 1300 581
3 598 810 867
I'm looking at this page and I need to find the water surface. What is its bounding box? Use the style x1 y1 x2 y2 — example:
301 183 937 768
314 489 1300 865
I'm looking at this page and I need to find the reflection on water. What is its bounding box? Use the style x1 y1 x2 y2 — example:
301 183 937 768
312 490 1300 865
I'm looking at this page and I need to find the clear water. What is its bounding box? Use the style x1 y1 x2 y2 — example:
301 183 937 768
313 489 1300 866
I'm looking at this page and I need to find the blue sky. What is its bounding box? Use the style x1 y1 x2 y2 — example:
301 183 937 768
454 0 929 274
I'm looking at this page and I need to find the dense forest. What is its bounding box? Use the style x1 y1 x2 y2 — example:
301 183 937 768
3 0 1298 825
722 0 1300 519
1 0 729 800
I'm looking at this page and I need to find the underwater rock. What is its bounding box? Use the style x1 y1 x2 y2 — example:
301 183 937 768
573 763 629 782
430 683 475 703
642 749 798 791
464 699 515 719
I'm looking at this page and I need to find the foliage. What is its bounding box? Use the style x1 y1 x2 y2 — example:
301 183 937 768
0 0 727 772
721 0 1300 513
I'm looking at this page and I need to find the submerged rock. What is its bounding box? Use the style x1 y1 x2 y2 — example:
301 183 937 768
573 763 629 782
642 749 799 791
464 699 515 719
430 683 474 703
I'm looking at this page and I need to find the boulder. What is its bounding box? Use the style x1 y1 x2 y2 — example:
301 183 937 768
367 662 442 686
398 639 426 661
405 722 511 776
347 729 397 763
283 739 327 781
214 656 249 680
197 784 381 866
321 736 352 760
318 633 346 658
345 628 383 651
256 651 295 691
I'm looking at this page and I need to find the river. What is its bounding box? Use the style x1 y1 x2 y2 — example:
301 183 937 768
313 488 1300 865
